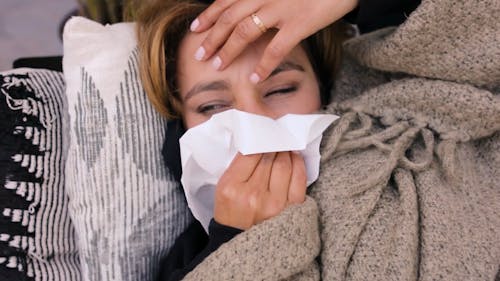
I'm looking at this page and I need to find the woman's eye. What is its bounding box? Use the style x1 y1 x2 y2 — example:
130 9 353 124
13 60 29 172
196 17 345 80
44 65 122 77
265 86 297 97
197 103 229 115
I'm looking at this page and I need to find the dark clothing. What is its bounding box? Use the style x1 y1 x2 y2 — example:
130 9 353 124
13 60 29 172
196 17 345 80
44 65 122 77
162 119 185 183
160 121 242 281
158 219 242 281
345 0 421 34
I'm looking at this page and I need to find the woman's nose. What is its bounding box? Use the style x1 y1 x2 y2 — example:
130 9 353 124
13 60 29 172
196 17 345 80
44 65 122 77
236 99 279 119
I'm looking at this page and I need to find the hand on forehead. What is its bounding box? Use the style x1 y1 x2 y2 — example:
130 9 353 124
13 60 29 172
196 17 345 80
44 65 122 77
179 30 276 81
177 29 321 130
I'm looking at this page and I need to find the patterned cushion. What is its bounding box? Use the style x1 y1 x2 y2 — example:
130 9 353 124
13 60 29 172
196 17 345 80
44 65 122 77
62 17 192 281
0 68 81 281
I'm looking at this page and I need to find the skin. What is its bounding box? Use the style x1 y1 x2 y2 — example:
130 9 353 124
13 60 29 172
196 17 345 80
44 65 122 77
190 0 358 83
177 30 321 229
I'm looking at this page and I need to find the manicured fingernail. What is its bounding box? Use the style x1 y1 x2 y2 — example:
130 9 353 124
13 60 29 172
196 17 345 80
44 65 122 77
194 46 205 61
249 73 260 84
190 18 200 31
212 56 222 70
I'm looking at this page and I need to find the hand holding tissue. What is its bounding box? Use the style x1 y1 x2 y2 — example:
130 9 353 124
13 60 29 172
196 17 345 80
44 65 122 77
180 109 338 231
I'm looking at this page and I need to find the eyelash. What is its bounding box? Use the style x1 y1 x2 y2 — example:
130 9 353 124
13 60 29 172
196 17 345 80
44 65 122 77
265 85 298 97
197 102 228 114
196 85 299 114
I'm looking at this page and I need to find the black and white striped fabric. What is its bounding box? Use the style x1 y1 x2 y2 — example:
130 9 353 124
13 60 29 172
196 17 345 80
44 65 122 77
0 68 81 281
63 17 192 281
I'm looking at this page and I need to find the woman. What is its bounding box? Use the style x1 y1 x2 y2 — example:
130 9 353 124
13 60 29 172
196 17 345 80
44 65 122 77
137 0 348 280
137 0 500 280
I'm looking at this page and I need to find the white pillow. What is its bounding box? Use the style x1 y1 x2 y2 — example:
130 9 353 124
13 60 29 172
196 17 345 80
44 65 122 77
62 17 192 281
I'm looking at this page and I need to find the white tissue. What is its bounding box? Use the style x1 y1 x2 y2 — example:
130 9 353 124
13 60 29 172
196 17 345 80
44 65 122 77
180 109 338 232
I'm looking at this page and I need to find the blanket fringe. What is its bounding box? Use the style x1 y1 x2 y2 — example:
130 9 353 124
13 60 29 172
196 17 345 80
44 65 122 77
436 139 459 183
321 110 440 197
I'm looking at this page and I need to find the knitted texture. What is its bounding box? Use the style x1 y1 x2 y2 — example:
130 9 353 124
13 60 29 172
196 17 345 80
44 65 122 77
184 197 321 280
343 0 500 90
184 0 500 279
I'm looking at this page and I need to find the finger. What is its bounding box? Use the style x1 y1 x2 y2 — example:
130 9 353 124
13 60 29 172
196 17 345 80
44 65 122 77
260 152 292 218
220 152 263 183
215 8 278 70
191 0 239 32
249 26 303 83
268 152 292 204
287 152 307 205
249 152 276 189
246 152 275 217
197 0 264 62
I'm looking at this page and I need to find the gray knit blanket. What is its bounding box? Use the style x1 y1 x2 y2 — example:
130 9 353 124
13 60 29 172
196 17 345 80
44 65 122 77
184 0 500 279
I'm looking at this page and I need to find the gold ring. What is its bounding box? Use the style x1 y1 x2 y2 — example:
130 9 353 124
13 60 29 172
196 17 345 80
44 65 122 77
251 14 268 33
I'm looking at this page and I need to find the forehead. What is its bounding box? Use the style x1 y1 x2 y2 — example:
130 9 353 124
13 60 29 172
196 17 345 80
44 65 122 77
176 31 311 92
179 29 275 61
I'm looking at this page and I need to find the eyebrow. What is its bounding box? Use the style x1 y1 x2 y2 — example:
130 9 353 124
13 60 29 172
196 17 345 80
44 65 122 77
184 80 229 101
183 60 305 101
267 61 305 78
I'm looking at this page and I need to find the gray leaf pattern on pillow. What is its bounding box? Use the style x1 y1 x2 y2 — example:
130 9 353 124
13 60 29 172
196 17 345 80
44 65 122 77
66 50 192 281
74 68 108 168
115 49 190 280
116 49 166 179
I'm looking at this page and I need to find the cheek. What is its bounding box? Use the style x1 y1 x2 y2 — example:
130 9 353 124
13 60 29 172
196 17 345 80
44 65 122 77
301 77 322 111
279 82 321 115
294 91 321 113
267 95 320 118
182 111 209 129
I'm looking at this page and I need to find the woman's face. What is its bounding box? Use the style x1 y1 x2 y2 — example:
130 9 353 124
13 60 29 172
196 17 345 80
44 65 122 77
177 30 321 129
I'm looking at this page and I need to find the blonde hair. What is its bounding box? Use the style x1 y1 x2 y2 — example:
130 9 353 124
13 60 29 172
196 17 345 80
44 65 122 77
137 0 349 119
